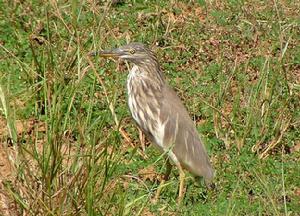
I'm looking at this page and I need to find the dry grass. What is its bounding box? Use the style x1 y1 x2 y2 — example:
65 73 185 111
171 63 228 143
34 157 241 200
0 0 299 215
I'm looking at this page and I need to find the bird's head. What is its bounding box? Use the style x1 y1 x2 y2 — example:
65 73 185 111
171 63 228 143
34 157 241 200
91 42 157 65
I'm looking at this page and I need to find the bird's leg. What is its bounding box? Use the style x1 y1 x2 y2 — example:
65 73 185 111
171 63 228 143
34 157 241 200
164 159 172 180
176 163 185 204
138 128 146 152
153 158 172 202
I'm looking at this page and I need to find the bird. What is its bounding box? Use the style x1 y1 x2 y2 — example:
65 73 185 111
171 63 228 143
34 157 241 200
91 42 214 203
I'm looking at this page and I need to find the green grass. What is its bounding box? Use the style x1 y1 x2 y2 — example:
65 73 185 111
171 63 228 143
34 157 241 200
0 0 299 215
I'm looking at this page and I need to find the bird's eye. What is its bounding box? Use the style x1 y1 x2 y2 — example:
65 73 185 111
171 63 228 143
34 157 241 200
129 49 135 54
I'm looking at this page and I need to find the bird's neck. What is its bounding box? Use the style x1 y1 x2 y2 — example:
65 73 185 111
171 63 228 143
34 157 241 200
132 61 165 87
127 64 164 102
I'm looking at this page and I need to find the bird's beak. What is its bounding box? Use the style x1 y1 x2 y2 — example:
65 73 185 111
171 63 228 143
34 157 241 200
89 48 125 58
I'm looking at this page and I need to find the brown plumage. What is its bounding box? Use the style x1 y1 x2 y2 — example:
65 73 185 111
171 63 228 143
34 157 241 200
91 42 214 202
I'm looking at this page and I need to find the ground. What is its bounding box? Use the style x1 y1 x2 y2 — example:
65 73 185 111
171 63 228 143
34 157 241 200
0 0 300 215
